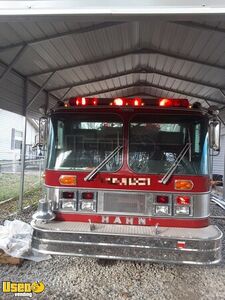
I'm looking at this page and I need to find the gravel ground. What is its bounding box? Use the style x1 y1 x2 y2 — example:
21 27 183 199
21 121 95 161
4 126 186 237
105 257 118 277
1 204 225 300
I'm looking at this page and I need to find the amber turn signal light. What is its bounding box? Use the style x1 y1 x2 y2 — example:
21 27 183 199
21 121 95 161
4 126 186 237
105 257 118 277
174 180 193 190
59 175 77 186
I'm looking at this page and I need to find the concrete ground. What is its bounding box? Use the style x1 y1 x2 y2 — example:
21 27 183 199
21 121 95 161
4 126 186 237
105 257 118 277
1 204 225 300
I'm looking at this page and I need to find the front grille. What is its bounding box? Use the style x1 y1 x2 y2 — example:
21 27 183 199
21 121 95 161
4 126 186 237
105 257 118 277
98 192 150 215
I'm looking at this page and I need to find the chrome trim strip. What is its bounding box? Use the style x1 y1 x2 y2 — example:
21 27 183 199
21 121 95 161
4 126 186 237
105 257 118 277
32 236 221 253
29 247 222 265
46 187 210 218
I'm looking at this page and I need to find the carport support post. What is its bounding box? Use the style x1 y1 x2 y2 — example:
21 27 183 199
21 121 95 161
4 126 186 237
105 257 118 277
224 150 225 200
18 79 28 212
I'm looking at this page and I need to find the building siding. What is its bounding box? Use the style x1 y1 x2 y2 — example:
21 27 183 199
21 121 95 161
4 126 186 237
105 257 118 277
212 126 225 176
0 109 37 160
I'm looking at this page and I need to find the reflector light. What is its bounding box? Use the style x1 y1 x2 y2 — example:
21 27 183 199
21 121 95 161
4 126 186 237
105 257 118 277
59 175 77 186
62 192 75 199
82 192 94 200
177 241 186 249
175 180 193 190
159 98 189 108
156 195 169 204
176 195 190 205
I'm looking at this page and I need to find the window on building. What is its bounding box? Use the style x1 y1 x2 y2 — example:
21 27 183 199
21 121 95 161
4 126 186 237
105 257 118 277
11 128 23 150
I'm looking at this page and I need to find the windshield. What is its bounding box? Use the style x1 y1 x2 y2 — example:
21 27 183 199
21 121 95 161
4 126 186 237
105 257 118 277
47 114 123 171
129 115 208 175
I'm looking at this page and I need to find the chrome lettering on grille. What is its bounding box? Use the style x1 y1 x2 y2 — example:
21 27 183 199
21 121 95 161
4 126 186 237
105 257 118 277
138 218 146 225
101 216 149 225
102 216 110 223
126 217 134 225
114 217 122 224
105 177 151 186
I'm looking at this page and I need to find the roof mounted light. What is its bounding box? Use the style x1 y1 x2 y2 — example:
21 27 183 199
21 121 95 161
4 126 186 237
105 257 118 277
110 97 144 107
67 97 98 107
132 97 144 106
112 98 125 106
159 98 189 108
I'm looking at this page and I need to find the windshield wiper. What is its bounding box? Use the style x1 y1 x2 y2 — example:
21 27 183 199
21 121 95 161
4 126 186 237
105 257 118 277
84 145 123 181
158 143 191 185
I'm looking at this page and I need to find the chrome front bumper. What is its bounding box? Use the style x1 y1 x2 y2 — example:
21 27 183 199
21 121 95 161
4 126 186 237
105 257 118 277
31 220 223 265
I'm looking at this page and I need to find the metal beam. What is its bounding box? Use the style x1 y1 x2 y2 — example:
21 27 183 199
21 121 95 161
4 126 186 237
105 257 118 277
172 21 225 35
220 89 225 98
0 22 124 52
28 47 225 78
60 87 74 100
73 80 225 105
0 45 27 83
26 72 55 110
1 1 225 16
48 68 225 93
0 57 60 112
18 78 28 211
120 92 159 98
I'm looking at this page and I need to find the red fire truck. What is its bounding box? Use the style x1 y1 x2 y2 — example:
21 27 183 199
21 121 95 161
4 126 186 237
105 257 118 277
31 96 223 264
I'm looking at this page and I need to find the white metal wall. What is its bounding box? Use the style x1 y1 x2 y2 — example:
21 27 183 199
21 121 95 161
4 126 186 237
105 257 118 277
213 126 225 176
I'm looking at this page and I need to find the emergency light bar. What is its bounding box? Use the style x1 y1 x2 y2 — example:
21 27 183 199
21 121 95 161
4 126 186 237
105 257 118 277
65 97 189 108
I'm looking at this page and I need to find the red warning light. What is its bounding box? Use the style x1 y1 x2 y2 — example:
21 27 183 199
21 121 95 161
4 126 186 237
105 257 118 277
67 97 99 106
132 98 143 106
113 98 125 106
76 97 87 106
111 97 144 107
159 98 189 108
159 98 173 107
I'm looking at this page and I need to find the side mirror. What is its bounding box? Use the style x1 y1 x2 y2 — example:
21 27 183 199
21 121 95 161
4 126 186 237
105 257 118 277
39 117 48 146
209 120 221 152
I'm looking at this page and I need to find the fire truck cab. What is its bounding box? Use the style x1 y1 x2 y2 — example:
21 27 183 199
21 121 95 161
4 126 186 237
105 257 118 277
31 97 223 264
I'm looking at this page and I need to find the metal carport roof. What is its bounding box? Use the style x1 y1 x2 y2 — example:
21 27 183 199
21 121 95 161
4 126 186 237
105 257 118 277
0 1 225 206
1 12 225 122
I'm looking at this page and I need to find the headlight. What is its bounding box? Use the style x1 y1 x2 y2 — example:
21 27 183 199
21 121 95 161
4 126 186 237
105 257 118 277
60 199 76 210
81 201 95 211
175 206 190 215
155 205 169 215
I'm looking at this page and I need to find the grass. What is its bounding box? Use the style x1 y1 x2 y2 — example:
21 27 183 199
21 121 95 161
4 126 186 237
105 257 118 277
0 187 42 222
0 173 40 202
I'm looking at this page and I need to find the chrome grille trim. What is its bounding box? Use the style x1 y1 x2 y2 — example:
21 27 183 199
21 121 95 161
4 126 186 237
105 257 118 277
98 191 153 215
46 187 210 218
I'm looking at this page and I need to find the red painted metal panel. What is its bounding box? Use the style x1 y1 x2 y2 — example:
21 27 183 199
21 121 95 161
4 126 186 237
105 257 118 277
45 170 210 193
56 212 209 228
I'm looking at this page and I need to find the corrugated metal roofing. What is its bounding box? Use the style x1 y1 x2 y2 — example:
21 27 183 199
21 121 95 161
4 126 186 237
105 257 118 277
0 18 225 121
